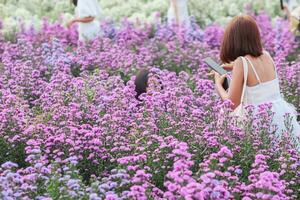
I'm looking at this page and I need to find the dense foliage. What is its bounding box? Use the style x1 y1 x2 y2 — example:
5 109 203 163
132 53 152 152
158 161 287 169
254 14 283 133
0 9 299 200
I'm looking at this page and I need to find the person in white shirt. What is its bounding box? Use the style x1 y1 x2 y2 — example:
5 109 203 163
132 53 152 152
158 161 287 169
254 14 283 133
67 0 102 42
167 0 191 29
283 0 300 36
284 0 300 9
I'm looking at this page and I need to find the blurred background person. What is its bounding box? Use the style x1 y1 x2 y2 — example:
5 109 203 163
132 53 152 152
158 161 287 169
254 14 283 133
282 0 300 36
67 0 102 42
167 0 191 29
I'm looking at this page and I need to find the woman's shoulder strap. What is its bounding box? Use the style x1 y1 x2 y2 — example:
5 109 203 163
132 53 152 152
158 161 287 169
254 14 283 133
263 50 274 63
263 50 278 78
239 56 248 103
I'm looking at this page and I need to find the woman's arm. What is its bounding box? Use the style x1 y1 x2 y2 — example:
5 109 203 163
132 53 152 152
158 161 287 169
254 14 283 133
283 5 291 20
214 57 244 109
74 16 95 23
67 16 95 28
171 0 180 25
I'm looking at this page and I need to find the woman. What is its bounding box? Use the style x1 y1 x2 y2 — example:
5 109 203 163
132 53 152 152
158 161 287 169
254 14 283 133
283 3 300 36
214 15 300 145
167 0 191 29
67 0 102 42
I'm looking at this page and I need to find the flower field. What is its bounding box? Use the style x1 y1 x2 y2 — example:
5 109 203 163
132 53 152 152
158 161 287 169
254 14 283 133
0 3 300 200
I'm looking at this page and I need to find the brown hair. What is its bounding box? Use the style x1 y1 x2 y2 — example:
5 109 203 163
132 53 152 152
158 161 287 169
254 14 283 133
134 69 149 100
220 15 263 63
134 69 164 100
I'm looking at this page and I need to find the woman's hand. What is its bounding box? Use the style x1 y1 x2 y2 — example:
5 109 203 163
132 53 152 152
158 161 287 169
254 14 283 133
283 4 291 19
214 72 226 86
213 71 229 101
67 20 76 28
221 62 234 71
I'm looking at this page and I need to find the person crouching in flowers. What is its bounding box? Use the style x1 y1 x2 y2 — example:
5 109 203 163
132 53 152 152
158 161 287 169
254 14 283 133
134 69 163 101
67 0 102 42
213 15 300 148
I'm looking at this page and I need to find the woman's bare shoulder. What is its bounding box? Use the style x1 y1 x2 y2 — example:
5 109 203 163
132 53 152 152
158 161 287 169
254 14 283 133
233 57 243 70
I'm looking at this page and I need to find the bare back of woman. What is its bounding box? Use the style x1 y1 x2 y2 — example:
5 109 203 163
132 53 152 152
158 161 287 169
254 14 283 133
244 52 276 87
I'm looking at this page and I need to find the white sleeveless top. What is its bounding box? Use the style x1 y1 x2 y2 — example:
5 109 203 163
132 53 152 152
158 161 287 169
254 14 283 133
243 55 282 105
240 52 300 149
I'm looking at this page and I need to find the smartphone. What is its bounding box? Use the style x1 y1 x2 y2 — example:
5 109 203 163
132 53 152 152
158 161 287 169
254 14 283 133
204 57 231 90
280 0 284 10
